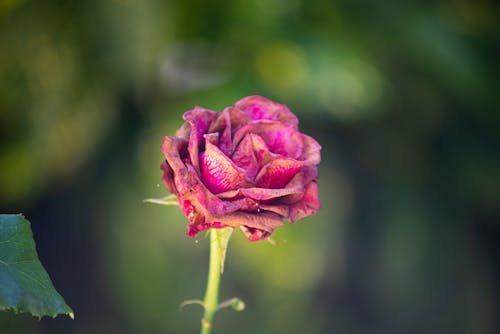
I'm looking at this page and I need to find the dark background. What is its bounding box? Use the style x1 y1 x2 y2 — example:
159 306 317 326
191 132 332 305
1 0 499 333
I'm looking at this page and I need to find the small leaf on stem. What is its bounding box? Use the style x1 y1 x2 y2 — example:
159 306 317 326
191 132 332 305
143 194 179 206
218 297 246 312
179 299 205 311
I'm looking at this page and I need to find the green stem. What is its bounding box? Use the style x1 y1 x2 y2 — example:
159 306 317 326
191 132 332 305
200 229 223 334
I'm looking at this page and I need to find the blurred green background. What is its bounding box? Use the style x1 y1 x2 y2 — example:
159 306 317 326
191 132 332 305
1 0 499 333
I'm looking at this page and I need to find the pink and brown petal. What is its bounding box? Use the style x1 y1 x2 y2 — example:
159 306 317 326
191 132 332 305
160 95 321 241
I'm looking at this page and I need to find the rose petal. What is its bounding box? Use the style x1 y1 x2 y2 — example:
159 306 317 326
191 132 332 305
207 109 232 155
232 121 304 159
211 211 284 233
247 134 275 165
179 198 205 225
161 136 245 216
234 95 298 127
256 157 303 189
161 136 188 179
217 185 303 201
200 140 252 194
227 106 253 128
275 169 311 205
258 203 290 217
183 164 247 216
231 135 259 180
203 132 219 145
186 221 227 238
288 182 321 223
160 160 177 194
182 107 217 173
240 226 272 241
210 106 251 132
231 133 275 180
300 134 322 165
161 136 197 198
264 126 304 158
175 122 191 141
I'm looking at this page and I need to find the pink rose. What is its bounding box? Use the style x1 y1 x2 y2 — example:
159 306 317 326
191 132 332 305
161 96 321 241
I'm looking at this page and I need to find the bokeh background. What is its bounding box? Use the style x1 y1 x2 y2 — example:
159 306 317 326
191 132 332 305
1 0 499 333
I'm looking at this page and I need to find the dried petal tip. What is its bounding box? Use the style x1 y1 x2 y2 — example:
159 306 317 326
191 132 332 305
234 95 299 127
186 221 226 238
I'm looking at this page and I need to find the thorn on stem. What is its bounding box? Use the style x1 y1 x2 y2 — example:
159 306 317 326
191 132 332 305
201 318 212 329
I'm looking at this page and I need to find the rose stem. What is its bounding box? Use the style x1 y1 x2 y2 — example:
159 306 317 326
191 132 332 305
200 229 223 334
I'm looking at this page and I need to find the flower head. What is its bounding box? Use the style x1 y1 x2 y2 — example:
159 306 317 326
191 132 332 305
161 96 321 241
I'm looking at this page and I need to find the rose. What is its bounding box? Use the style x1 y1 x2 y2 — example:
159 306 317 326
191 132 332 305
160 96 321 241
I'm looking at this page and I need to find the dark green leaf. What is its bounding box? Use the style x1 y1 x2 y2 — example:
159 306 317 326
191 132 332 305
0 214 74 319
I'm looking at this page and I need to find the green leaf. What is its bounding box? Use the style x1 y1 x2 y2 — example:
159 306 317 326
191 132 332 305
214 227 233 274
178 299 205 311
0 214 74 319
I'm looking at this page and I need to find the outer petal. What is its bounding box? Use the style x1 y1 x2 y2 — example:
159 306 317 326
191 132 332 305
217 185 303 201
182 107 217 173
186 221 227 238
234 95 298 127
161 136 247 215
273 169 313 205
160 160 177 194
200 140 252 194
241 227 272 241
175 122 191 141
300 134 322 165
255 157 303 189
184 205 285 241
288 182 321 223
161 136 189 180
182 164 247 216
258 203 290 217
210 211 284 234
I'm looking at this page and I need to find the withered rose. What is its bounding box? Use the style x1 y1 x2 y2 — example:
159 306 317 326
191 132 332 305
161 96 321 241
